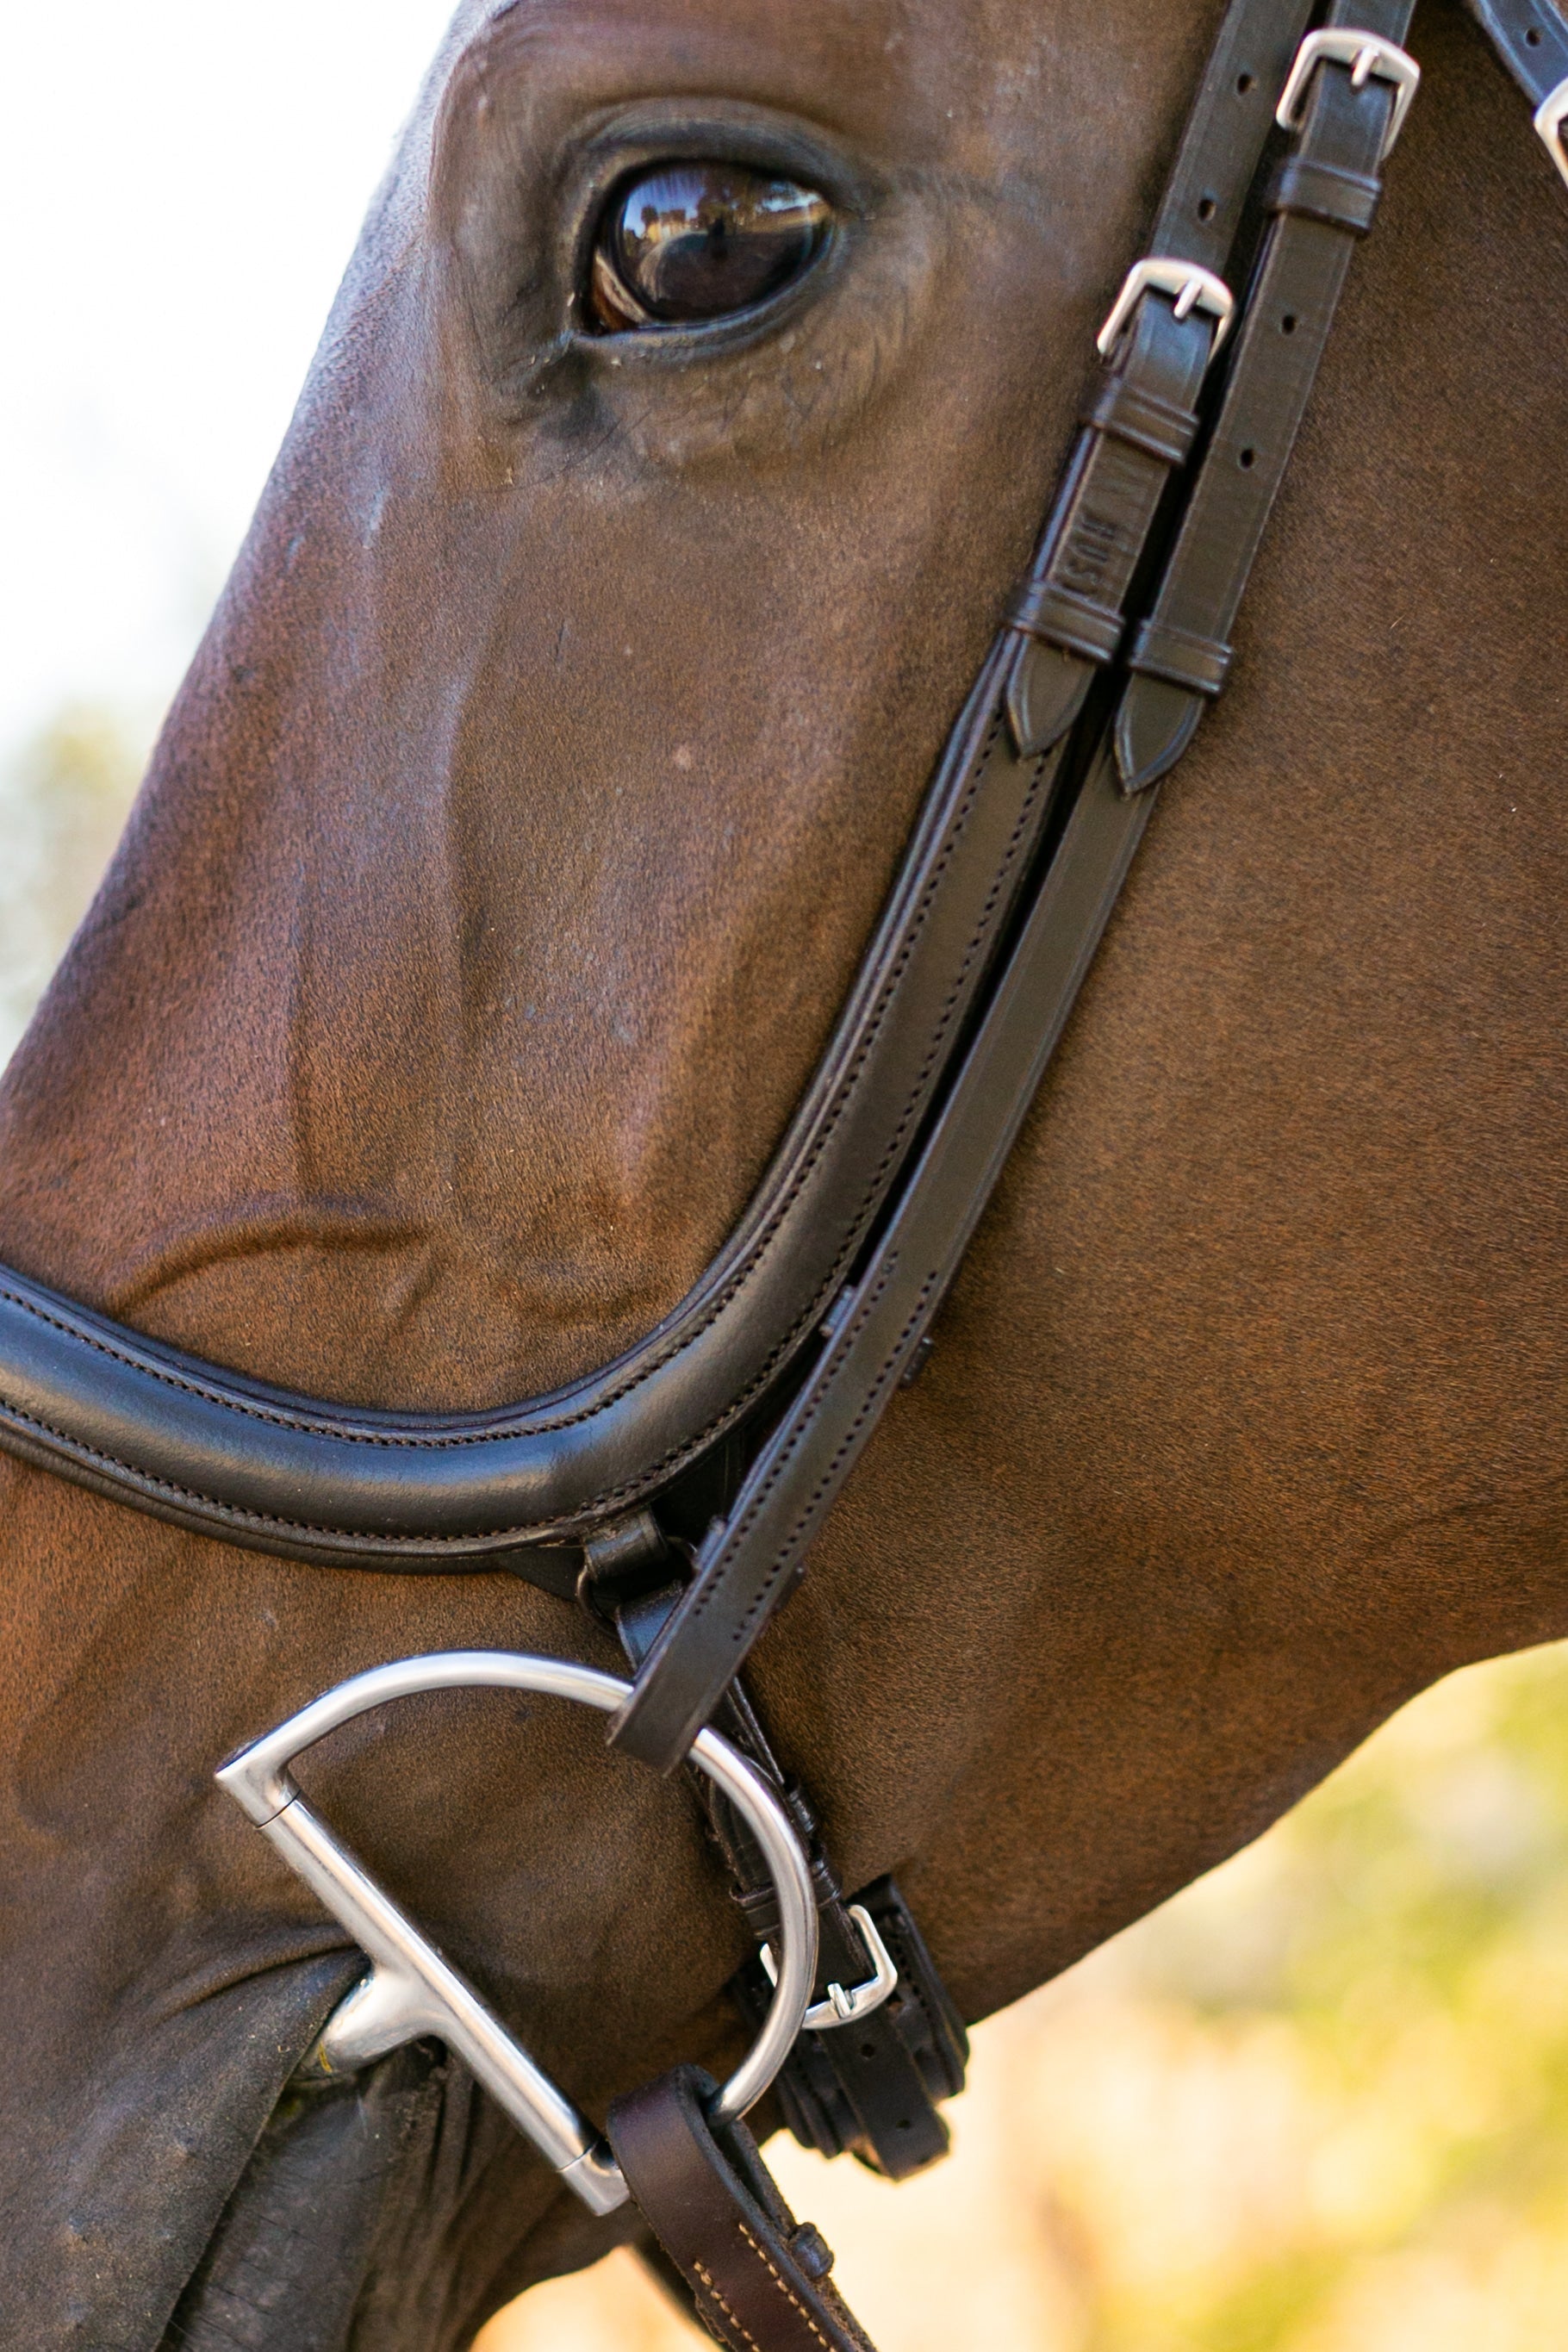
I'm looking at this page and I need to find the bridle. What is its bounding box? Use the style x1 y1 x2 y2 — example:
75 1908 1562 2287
2 3 1564 2343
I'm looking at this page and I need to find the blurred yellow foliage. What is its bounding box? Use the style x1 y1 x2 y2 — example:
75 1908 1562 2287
482 1644 1568 2351
0 706 145 1064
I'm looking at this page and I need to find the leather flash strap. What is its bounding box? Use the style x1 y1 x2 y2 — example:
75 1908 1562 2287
729 1873 969 2180
608 2067 880 2352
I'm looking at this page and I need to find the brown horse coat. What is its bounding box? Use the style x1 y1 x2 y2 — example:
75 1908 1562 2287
0 2 1564 2343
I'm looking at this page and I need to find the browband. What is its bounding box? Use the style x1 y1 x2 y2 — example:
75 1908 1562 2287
0 0 1551 1772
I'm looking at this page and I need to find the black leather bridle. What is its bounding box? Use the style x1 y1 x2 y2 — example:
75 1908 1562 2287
4 4 1564 2344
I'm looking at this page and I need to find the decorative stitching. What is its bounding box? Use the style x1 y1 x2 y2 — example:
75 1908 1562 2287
734 2224 840 2349
692 2259 767 2352
1 713 1037 1443
684 1271 939 1640
0 1397 688 1552
0 669 1056 1547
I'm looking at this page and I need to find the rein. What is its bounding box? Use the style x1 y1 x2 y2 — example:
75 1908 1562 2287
3 3 1561 2343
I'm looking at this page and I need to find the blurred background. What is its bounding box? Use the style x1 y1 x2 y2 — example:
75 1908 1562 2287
8 8 1568 2348
486 1652 1568 2352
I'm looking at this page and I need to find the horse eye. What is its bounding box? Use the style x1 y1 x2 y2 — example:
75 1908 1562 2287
588 161 831 332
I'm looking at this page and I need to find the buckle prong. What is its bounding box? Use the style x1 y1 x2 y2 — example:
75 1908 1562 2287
1095 258 1236 363
1275 29 1422 161
761 1901 899 2032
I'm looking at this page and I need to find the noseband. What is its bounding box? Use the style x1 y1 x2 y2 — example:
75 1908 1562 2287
3 3 1563 2343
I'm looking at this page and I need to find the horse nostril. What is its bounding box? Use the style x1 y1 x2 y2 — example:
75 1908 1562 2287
587 160 832 334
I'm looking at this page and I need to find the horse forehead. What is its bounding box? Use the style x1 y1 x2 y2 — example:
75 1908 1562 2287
396 0 1223 228
444 0 1103 136
470 0 962 63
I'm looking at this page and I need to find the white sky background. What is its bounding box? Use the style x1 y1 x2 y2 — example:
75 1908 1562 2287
1 0 459 768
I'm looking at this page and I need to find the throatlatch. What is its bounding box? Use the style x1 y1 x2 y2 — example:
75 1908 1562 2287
6 0 1562 2341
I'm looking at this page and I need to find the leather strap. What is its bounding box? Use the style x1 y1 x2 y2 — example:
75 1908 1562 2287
1115 0 1421 792
1463 0 1568 113
615 1584 967 2180
0 0 1469 2275
16 1 1561 2316
1003 0 1314 755
0 644 1066 1571
612 744 1160 1768
0 0 1306 1593
611 0 1422 1772
729 1875 968 2178
1005 301 1218 706
0 0 1421 1773
608 2067 880 2352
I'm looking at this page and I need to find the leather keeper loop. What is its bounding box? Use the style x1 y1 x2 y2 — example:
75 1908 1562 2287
1268 155 1383 234
1127 618 1232 696
1079 369 1202 467
1006 579 1125 666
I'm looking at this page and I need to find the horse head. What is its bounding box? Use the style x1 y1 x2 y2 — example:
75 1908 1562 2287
1 0 1565 2344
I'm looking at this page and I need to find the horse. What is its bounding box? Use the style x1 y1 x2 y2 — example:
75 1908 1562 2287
1 0 1564 2343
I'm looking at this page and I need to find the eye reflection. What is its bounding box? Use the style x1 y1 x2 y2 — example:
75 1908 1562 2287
588 161 832 332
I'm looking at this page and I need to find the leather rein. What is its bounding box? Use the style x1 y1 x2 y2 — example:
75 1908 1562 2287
3 4 1564 2344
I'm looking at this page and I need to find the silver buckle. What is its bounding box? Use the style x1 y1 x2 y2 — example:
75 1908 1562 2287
1534 76 1568 192
217 1651 819 2217
1276 30 1421 160
760 1901 899 2030
1095 258 1235 362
